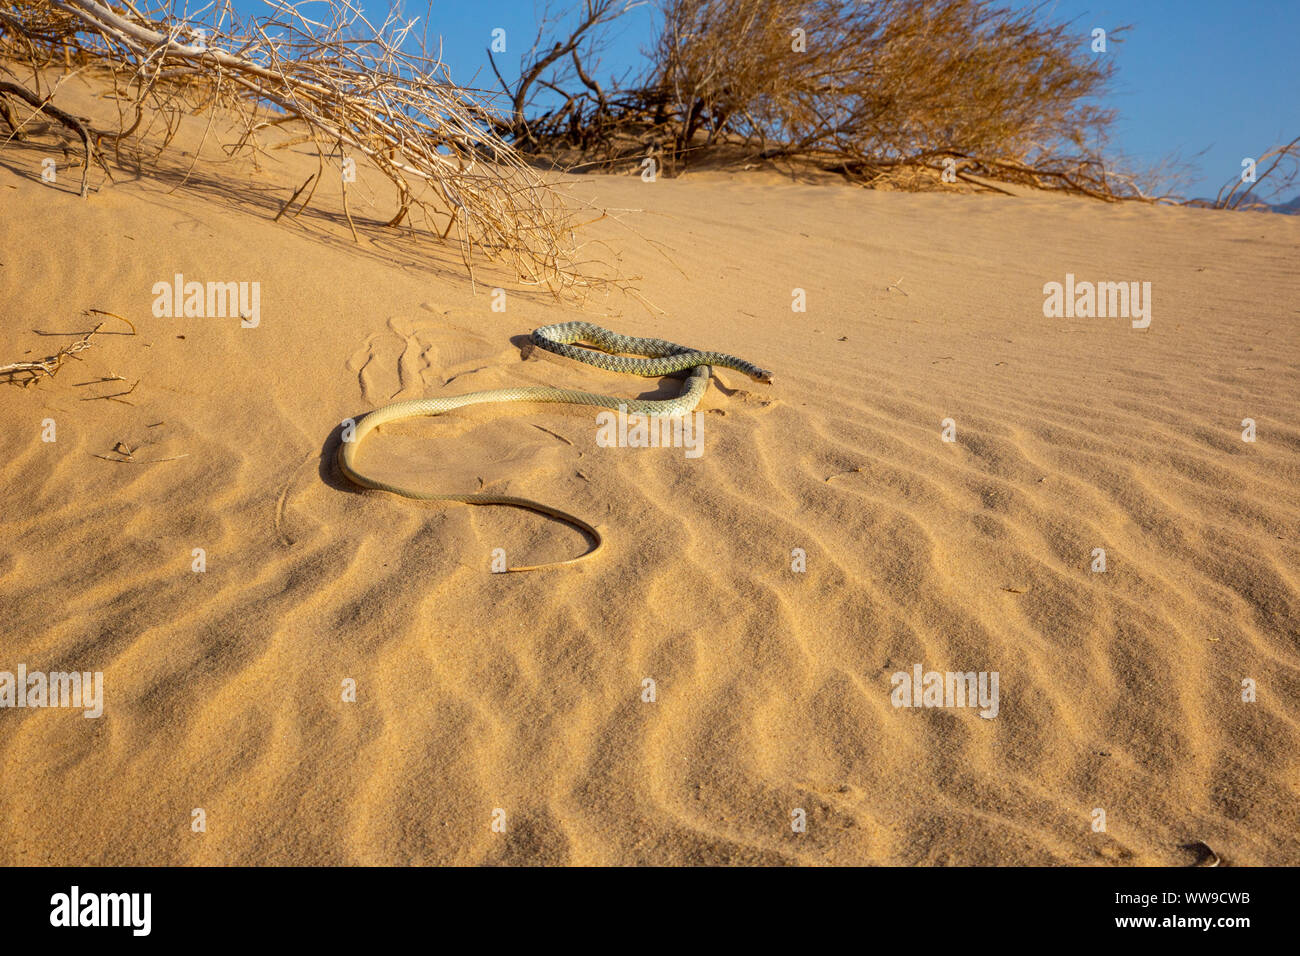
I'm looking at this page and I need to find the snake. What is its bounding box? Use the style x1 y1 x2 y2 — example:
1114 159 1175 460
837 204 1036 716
336 322 773 571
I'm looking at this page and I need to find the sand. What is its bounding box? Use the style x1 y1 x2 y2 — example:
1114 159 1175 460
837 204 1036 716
1 72 1298 865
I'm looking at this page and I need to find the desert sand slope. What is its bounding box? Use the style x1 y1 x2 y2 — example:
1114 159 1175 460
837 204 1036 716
1 74 1298 865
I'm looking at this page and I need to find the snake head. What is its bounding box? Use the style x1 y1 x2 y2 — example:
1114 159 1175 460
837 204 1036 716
755 370 774 384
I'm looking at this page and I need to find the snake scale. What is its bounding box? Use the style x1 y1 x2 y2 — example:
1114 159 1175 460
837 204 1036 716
337 322 773 571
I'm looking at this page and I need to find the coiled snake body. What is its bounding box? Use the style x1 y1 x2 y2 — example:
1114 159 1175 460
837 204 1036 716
337 322 773 571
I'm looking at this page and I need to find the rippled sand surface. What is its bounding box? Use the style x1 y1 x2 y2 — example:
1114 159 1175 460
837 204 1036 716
2 75 1297 865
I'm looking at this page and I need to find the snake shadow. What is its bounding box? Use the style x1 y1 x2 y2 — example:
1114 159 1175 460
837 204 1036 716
317 422 366 496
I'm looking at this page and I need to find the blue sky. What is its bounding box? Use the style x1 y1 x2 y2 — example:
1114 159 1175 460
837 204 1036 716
1027 0 1300 200
226 0 1299 200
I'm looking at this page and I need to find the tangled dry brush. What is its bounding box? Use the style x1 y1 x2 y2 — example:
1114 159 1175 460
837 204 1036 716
0 0 599 293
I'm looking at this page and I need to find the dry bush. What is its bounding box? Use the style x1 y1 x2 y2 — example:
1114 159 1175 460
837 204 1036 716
664 0 1133 193
504 0 1152 199
0 0 605 294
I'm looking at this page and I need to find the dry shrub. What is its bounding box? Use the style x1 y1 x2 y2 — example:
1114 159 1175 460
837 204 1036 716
505 0 1152 198
661 0 1131 192
0 0 605 294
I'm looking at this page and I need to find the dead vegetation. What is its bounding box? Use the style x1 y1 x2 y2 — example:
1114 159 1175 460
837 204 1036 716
1 0 1292 252
0 0 604 294
489 0 1147 196
491 0 1295 206
0 325 100 385
0 309 135 386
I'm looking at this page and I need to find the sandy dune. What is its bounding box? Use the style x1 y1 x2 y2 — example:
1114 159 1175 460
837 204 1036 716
2 74 1298 865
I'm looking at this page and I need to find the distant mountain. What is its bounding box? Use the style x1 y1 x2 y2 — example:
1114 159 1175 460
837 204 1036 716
1188 193 1300 213
1268 194 1300 214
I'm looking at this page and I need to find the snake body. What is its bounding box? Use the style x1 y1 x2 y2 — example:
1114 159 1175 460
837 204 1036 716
337 322 773 571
